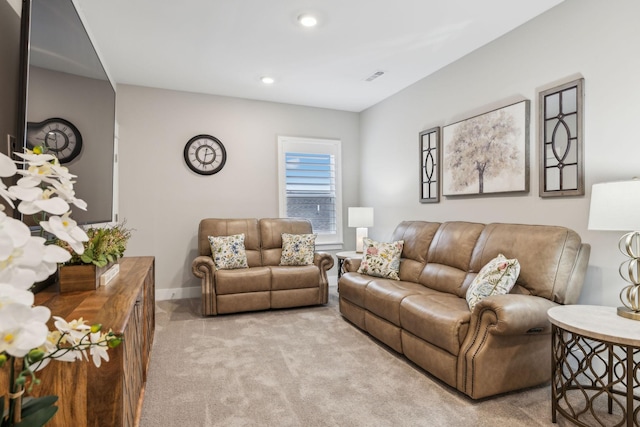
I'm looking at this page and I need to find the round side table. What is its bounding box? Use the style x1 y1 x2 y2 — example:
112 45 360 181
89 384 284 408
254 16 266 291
335 251 363 279
548 305 640 426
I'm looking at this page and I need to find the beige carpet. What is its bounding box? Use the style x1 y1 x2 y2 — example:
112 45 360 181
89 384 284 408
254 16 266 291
140 288 572 426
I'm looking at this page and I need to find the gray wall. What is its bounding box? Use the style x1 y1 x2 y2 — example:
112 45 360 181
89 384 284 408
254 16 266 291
116 85 360 298
116 0 639 305
359 0 640 307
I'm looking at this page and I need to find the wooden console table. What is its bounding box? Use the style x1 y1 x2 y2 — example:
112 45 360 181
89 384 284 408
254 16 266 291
30 256 155 427
548 305 640 427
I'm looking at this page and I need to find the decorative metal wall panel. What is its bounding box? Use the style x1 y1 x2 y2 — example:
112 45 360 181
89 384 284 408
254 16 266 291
419 127 440 203
539 78 585 197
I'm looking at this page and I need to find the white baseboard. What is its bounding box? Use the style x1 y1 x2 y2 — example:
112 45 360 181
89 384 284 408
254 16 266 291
156 286 201 301
156 275 339 301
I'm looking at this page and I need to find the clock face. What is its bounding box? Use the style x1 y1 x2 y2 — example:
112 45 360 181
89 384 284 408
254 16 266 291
26 118 83 163
183 134 227 175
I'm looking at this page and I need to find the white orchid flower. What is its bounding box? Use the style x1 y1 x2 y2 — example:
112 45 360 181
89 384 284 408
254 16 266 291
0 302 51 357
89 333 110 368
50 179 87 211
14 187 71 216
53 316 91 346
41 212 88 254
0 182 16 209
0 283 34 309
0 152 17 177
0 235 71 289
13 150 57 165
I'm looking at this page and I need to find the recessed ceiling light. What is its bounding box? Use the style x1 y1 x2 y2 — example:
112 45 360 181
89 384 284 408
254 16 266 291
261 76 275 85
298 14 318 27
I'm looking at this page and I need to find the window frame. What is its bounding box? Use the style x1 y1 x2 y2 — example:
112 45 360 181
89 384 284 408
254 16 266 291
277 135 343 249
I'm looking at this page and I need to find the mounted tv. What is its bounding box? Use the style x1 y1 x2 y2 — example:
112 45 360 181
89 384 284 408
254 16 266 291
18 0 116 225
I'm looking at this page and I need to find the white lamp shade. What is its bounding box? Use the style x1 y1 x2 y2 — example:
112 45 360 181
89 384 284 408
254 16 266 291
588 179 640 231
348 207 374 228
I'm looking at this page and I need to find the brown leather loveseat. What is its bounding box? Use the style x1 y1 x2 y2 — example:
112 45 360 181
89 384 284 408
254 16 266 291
192 218 334 316
338 221 590 399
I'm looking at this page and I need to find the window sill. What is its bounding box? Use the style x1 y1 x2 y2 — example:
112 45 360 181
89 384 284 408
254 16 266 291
316 242 344 251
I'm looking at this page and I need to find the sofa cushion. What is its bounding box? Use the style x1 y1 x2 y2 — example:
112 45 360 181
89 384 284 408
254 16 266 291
357 238 404 280
466 254 520 311
271 265 319 290
259 218 313 266
390 221 441 282
400 293 471 356
280 233 316 265
215 267 271 295
338 273 375 307
419 222 484 297
364 279 432 326
208 234 249 270
198 218 262 267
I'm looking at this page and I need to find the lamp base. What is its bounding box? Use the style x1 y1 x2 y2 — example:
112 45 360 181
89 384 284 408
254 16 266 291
617 306 640 320
355 227 368 253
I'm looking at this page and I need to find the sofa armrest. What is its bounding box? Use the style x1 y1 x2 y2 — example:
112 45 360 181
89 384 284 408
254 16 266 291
344 258 362 272
314 251 335 271
314 252 334 304
472 294 559 335
192 255 217 316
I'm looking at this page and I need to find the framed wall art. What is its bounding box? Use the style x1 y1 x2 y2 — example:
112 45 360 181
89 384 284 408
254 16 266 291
419 127 440 203
442 100 530 196
538 78 584 197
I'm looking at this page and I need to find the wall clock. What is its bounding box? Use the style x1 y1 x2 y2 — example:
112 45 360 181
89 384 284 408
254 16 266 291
26 117 83 163
183 134 227 175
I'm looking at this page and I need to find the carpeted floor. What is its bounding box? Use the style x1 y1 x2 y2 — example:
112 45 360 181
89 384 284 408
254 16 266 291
139 288 573 426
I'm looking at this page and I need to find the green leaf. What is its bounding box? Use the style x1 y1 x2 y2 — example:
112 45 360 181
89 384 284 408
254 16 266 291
20 396 58 418
14 405 58 427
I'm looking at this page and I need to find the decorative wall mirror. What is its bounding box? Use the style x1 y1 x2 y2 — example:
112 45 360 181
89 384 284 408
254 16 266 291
419 127 440 203
538 78 585 197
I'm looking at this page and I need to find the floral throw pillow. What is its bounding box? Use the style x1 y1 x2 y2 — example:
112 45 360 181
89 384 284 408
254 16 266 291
280 233 317 266
357 237 404 280
208 233 249 270
466 254 520 311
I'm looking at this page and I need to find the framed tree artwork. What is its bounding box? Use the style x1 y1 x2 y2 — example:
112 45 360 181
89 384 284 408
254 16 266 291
442 100 530 196
419 127 440 203
538 78 584 197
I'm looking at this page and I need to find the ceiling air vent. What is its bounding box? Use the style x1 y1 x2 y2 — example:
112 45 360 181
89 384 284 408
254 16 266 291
365 71 385 82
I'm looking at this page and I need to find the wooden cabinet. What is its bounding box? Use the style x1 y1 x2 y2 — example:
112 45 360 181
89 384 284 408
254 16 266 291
29 256 155 427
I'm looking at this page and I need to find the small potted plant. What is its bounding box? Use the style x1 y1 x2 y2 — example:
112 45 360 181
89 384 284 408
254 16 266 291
55 223 132 292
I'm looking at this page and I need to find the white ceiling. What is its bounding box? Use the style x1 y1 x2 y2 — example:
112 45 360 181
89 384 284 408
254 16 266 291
75 0 564 112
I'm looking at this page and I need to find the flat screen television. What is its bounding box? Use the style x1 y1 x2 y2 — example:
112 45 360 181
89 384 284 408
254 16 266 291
18 0 116 225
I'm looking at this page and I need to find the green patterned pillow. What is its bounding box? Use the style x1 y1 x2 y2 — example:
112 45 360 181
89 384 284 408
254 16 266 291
208 233 249 270
357 237 404 280
466 254 520 311
280 233 317 266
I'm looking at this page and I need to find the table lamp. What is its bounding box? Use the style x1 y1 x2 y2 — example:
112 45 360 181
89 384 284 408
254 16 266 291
588 178 640 320
348 207 374 253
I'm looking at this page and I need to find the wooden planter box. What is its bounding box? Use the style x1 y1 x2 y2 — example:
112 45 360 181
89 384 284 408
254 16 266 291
59 262 117 292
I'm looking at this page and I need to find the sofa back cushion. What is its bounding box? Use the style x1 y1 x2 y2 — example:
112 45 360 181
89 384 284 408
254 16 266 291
198 218 262 267
419 222 485 296
259 218 313 266
468 223 585 303
391 221 441 282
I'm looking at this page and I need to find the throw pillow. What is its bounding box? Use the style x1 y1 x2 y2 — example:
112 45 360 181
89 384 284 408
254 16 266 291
208 233 249 270
466 253 520 311
357 237 404 280
280 233 317 266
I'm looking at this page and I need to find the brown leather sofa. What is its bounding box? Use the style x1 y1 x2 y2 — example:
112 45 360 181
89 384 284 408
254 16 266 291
192 218 334 316
338 221 590 399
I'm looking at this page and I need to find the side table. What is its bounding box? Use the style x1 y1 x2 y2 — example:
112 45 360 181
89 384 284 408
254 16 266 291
548 305 640 427
335 251 363 279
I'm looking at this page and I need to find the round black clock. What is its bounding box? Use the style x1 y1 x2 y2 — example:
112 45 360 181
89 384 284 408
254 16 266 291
183 134 227 175
26 117 83 163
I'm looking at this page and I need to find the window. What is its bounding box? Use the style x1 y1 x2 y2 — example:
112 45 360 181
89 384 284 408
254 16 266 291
278 136 343 248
